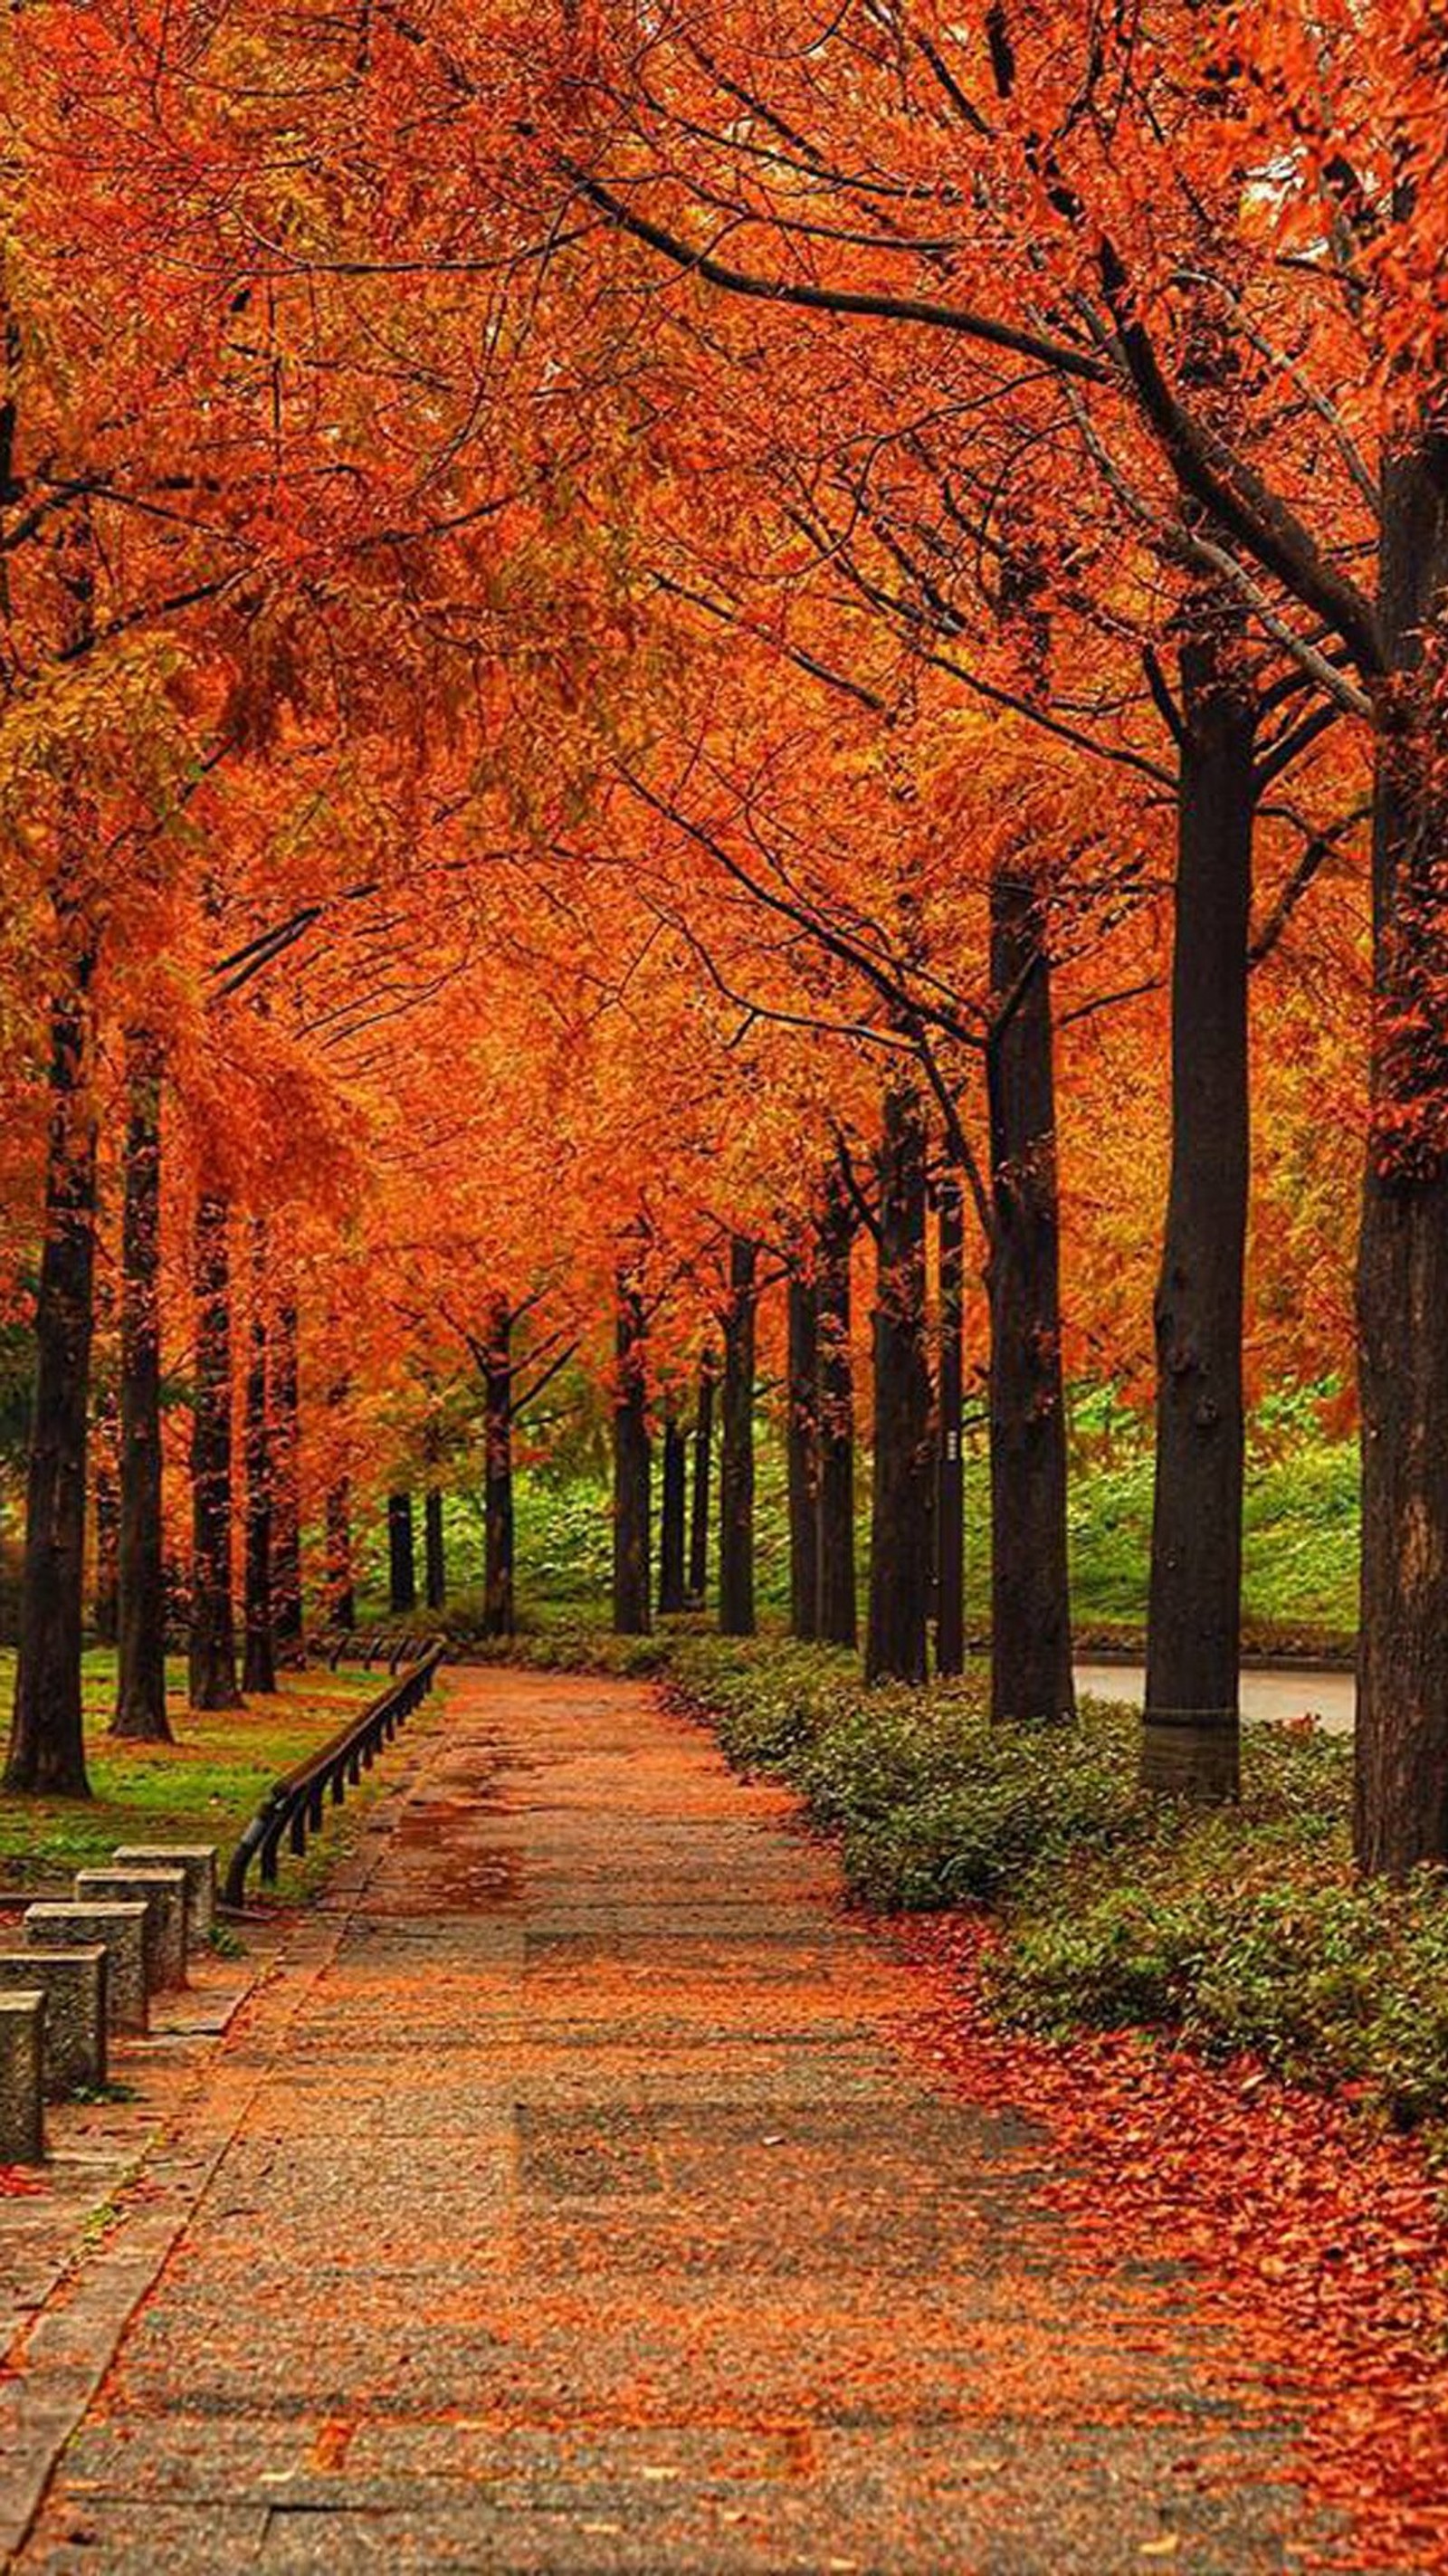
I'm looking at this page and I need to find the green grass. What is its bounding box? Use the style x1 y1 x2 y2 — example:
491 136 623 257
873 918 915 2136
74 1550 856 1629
419 1409 1360 1656
0 1650 386 1893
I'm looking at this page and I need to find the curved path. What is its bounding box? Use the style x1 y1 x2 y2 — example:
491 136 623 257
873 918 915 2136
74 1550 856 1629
1077 1664 1356 1735
15 1670 1347 2572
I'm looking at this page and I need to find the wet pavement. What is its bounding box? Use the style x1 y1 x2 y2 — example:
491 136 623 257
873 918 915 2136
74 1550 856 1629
9 1670 1350 2571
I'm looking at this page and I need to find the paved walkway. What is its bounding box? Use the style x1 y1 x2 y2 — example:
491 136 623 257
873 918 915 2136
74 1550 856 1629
14 1671 1340 2572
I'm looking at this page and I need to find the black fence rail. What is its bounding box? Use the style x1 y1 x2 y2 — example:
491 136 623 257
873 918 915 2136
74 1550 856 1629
223 1643 446 1907
317 1626 431 1674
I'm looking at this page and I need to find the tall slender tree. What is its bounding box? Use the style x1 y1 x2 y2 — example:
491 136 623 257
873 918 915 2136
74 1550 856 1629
114 1032 169 1740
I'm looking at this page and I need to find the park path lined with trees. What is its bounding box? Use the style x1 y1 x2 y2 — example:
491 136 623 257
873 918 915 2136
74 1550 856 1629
6 11 1448 2552
11 1667 1350 2574
0 0 1443 1873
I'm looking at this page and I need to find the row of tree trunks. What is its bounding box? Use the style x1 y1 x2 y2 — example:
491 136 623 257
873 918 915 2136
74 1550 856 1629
719 1236 757 1636
786 1270 820 1640
424 1489 446 1611
865 1081 934 1684
986 859 1076 1726
815 1173 858 1647
114 1036 170 1738
271 1300 304 1667
482 1301 515 1638
188 1193 243 1712
1355 426 1448 1878
243 1219 277 1697
935 1173 967 1678
92 1410 119 1647
5 945 100 1794
688 1354 715 1605
387 1491 417 1616
657 1406 688 1615
612 1265 652 1633
1141 620 1255 1798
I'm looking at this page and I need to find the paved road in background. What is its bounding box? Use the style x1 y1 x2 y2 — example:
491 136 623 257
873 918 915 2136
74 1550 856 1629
1077 1663 1356 1736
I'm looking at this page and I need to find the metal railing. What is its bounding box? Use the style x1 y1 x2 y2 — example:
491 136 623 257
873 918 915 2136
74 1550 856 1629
223 1643 446 1907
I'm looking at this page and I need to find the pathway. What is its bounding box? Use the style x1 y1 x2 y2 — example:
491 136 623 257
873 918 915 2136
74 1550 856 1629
1076 1664 1356 1735
13 1671 1351 2572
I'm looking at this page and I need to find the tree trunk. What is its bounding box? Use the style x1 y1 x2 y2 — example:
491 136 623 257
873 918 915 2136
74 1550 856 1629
866 1082 933 1684
270 1296 304 1666
658 1406 688 1614
188 1193 243 1711
1141 625 1256 1799
786 1267 820 1639
815 1171 858 1648
387 1491 417 1615
482 1302 515 1638
986 860 1075 1723
936 1172 967 1678
6 953 99 1794
1356 425 1448 1875
92 1412 119 1646
424 1487 446 1610
326 1478 356 1630
114 1031 170 1741
719 1236 757 1637
612 1268 652 1634
687 1352 716 1607
242 1220 276 1697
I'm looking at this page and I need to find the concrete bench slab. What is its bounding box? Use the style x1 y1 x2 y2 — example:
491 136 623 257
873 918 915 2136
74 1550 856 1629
24 1903 148 2034
74 1870 187 1991
0 1949 106 2095
110 1846 217 1947
0 1990 45 2163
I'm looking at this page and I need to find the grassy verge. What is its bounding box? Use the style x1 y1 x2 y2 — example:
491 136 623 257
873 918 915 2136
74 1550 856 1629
481 1618 1448 2147
0 1650 386 1893
415 1406 1361 1661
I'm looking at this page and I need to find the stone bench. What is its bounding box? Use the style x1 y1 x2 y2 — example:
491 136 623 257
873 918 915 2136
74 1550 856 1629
73 1868 187 1991
24 1903 148 2035
0 1990 45 2163
110 1846 217 1949
0 1950 106 2095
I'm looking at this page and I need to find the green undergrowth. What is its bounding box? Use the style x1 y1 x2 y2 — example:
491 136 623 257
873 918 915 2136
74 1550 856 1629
504 1623 1448 2144
0 1650 386 1892
414 1399 1360 1658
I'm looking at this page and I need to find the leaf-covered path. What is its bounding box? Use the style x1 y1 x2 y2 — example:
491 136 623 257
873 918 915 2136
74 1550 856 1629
17 1670 1353 2572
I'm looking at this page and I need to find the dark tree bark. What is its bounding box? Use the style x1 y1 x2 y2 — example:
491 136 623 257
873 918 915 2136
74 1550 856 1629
481 1302 515 1638
786 1267 820 1639
188 1193 243 1712
686 1351 716 1607
1356 426 1448 1876
1141 621 1256 1799
612 1268 652 1634
986 860 1075 1724
865 1082 933 1684
6 953 99 1794
936 1171 967 1678
114 1031 170 1741
815 1171 858 1649
243 1220 276 1696
92 1410 119 1646
387 1491 417 1615
270 1296 304 1667
324 1376 356 1629
326 1478 356 1630
424 1487 446 1610
719 1236 757 1637
658 1406 688 1614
